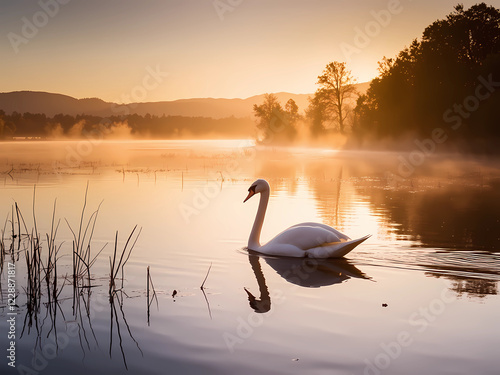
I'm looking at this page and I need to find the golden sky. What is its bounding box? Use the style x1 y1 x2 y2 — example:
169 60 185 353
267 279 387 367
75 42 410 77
1 0 482 102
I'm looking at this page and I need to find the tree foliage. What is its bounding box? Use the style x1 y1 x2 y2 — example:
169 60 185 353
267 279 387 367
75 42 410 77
253 94 297 143
309 61 357 134
355 3 500 143
285 98 300 126
306 91 329 136
0 110 16 139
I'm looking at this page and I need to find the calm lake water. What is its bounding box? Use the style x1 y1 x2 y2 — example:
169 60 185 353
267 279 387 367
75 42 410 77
1 140 499 375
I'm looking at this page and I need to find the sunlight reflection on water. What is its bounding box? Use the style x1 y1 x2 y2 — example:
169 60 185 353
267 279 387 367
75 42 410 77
0 140 499 375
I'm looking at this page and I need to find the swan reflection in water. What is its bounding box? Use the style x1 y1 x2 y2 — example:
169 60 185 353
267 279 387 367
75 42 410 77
244 252 371 313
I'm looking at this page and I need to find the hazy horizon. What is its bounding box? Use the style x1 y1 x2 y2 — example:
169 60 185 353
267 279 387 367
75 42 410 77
1 0 481 102
0 80 372 103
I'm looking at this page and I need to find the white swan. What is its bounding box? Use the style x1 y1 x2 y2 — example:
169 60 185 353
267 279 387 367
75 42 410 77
244 179 370 258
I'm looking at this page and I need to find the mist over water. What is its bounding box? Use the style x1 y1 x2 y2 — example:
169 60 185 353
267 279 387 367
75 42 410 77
44 120 135 140
0 140 499 375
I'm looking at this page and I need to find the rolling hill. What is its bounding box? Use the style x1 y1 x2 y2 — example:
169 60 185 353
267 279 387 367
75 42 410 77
0 82 370 119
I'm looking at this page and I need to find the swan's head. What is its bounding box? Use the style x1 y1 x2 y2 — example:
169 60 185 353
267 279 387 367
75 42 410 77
244 287 271 313
244 179 270 203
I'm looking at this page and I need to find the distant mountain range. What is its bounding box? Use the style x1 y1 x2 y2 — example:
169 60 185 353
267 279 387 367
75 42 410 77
0 82 370 119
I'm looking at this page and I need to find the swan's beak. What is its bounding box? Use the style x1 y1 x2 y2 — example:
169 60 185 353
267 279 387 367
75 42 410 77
243 190 255 203
244 287 256 301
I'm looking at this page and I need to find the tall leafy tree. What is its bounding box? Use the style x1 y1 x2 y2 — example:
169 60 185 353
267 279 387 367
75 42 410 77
314 61 357 134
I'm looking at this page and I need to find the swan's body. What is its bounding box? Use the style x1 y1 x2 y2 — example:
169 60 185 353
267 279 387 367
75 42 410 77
244 179 370 258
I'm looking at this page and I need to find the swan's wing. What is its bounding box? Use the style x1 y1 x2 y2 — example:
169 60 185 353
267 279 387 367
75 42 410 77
306 235 371 258
288 222 351 241
265 225 343 251
256 243 308 257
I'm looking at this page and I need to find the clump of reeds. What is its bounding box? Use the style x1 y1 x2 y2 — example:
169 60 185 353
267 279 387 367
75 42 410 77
108 226 141 296
22 187 64 335
44 200 61 298
1 201 28 261
43 198 66 332
3 183 145 366
65 183 106 312
21 187 44 333
2 188 63 321
25 228 41 312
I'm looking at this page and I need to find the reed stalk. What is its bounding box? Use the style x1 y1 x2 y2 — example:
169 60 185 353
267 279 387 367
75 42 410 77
146 266 158 325
109 226 141 296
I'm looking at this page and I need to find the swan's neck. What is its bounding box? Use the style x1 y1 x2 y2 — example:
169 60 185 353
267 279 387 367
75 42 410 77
248 190 269 250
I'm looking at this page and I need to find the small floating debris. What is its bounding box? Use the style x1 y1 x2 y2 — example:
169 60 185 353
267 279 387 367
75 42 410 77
382 303 388 307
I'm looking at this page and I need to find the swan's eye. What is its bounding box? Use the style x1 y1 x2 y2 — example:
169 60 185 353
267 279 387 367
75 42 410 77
248 185 256 193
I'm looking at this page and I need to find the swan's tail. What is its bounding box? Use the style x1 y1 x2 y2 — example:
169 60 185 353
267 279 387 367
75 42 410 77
306 234 371 258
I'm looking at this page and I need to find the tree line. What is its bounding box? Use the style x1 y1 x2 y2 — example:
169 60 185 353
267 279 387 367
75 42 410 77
254 3 500 150
0 110 254 139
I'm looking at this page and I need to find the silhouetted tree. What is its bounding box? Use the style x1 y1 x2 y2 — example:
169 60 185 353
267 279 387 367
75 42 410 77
284 99 300 127
306 91 329 137
315 61 357 134
253 94 296 143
